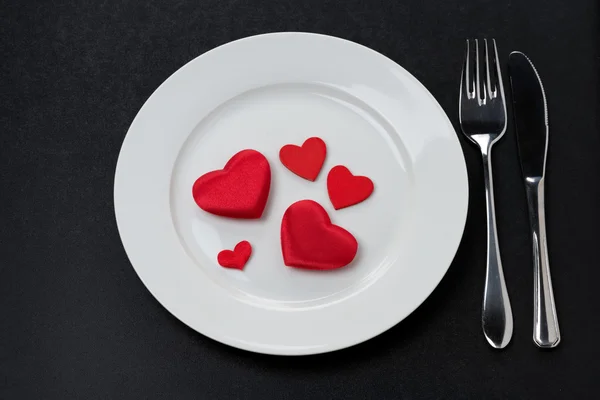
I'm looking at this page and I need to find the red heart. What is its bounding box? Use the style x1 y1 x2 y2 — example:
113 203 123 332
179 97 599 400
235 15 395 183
218 241 252 270
327 165 374 210
279 137 327 181
281 200 358 270
192 149 271 219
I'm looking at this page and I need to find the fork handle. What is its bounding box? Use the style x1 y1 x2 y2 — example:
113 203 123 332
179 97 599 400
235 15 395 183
476 135 513 349
525 177 560 348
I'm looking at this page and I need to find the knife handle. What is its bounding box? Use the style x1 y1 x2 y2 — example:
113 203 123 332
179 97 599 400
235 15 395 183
525 177 560 348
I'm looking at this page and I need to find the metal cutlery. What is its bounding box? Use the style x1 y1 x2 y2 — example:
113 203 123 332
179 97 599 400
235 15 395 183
459 39 514 349
508 51 560 348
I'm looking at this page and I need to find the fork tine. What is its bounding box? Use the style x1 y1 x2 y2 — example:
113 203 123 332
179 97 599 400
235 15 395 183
492 39 505 101
475 39 484 103
484 39 495 99
461 40 471 99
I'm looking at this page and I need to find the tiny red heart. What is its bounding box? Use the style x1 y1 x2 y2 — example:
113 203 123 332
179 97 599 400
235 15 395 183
327 165 374 210
192 149 271 219
218 241 252 270
279 137 327 181
281 200 358 270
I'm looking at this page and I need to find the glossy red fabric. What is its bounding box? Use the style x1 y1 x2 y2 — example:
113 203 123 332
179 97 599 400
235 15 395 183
192 149 271 219
327 165 374 210
279 137 327 181
281 200 358 270
217 241 252 270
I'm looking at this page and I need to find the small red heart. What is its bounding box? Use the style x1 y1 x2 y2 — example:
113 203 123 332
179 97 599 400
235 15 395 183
279 137 327 181
218 241 252 270
281 200 358 270
192 149 271 219
327 166 374 210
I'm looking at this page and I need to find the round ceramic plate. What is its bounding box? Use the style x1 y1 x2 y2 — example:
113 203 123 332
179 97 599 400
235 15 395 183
115 32 468 355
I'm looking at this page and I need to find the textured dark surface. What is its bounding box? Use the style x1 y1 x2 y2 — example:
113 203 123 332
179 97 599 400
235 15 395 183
1 0 598 399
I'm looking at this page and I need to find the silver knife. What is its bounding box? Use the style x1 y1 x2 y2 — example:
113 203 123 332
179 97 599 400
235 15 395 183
508 51 560 348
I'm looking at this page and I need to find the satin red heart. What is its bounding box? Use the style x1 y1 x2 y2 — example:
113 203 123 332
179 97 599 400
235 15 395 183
192 149 271 219
281 200 358 270
327 165 374 210
218 241 252 270
279 137 327 181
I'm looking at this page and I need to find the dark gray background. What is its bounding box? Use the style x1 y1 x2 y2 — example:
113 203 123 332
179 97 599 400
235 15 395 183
1 0 598 399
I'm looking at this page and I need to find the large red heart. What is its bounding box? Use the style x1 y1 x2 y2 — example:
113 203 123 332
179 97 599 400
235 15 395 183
192 149 271 219
281 200 358 270
327 165 374 210
218 241 252 270
279 137 327 181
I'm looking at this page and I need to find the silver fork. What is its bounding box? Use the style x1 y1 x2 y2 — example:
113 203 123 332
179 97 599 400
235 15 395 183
459 39 513 349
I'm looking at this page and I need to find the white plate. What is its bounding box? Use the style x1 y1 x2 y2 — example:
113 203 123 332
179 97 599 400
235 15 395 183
114 32 468 355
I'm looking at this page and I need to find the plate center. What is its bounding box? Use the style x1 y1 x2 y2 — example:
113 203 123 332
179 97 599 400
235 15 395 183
171 83 413 306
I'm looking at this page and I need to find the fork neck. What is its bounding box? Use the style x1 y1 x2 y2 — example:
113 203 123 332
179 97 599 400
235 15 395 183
471 134 496 155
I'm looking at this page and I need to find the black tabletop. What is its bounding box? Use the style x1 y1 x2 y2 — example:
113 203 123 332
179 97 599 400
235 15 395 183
1 0 599 399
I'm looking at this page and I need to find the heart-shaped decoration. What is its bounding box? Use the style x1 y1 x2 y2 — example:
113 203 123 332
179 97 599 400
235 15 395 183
218 241 252 270
327 165 374 210
279 137 327 181
192 149 271 219
281 200 358 270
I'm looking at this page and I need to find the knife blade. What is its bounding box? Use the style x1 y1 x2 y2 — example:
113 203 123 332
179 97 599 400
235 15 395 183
508 51 560 348
508 51 548 179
